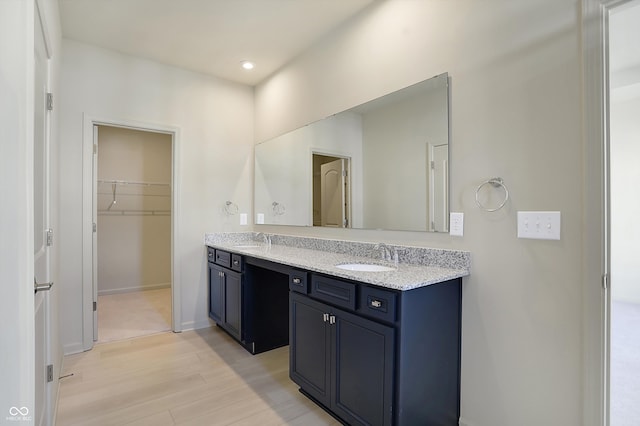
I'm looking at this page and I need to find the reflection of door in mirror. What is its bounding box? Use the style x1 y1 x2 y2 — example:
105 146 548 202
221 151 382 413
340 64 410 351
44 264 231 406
313 154 351 228
428 144 449 232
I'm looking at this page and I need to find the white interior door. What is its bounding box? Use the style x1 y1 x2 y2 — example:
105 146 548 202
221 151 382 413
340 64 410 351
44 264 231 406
429 143 449 232
93 125 99 341
320 159 347 227
34 5 52 425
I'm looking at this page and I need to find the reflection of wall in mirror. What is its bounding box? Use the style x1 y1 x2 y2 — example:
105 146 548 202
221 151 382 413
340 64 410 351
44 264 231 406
362 82 448 231
255 113 363 226
255 131 305 225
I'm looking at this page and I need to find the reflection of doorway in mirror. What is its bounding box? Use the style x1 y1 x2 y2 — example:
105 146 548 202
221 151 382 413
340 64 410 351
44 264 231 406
312 154 351 227
428 143 449 232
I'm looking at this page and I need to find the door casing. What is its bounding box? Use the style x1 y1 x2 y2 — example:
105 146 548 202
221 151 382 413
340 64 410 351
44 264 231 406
81 116 182 351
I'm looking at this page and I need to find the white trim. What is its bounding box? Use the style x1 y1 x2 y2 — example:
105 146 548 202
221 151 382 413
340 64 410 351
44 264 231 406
97 283 171 296
309 147 353 228
62 342 85 356
180 319 214 332
34 0 51 60
581 1 632 425
82 115 182 351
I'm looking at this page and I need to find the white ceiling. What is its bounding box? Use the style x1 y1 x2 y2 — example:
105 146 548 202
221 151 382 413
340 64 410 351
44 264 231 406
59 0 376 86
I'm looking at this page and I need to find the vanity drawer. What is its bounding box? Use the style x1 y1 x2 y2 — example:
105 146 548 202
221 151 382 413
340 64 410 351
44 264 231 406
231 254 242 272
359 285 397 323
310 275 356 311
289 269 309 294
215 250 231 268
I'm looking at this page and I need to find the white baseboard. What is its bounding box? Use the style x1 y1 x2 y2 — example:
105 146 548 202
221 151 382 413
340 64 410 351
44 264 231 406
63 342 86 356
97 282 171 296
181 318 213 332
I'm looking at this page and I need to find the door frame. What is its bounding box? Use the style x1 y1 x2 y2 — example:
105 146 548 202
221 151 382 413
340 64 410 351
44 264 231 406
81 115 182 350
34 0 53 423
310 149 352 228
427 142 449 233
582 1 632 425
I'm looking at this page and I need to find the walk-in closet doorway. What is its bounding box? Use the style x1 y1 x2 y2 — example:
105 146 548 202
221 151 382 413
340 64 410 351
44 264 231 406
86 123 178 346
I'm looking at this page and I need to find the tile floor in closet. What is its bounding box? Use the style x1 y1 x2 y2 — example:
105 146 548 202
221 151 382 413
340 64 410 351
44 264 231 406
97 288 172 343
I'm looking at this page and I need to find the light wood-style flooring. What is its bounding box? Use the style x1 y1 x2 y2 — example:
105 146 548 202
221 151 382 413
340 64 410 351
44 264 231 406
97 288 172 343
56 327 340 426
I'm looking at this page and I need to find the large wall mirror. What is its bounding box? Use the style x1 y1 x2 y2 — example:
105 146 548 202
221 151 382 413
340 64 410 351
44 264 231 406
254 72 450 232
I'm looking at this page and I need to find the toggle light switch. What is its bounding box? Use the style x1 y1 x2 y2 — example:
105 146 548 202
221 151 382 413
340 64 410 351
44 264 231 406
517 211 561 240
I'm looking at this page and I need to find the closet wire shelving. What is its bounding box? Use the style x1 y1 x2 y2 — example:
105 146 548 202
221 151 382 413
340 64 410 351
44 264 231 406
97 179 171 216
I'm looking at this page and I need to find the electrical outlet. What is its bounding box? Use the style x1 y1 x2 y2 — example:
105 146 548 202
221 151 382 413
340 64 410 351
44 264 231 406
517 211 561 240
256 213 265 224
449 212 464 237
239 213 247 225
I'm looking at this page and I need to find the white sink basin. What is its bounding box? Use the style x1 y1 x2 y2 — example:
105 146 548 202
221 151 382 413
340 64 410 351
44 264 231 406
335 263 396 272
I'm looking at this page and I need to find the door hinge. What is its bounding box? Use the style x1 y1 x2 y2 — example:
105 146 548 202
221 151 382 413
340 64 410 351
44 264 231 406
93 222 97 233
46 364 53 383
93 143 97 155
343 218 348 227
342 169 347 177
93 301 97 312
46 228 53 246
602 274 609 290
46 93 53 111
430 160 435 170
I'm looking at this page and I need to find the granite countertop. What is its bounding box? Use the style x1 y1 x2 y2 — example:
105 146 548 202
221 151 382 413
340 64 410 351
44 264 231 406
205 233 470 291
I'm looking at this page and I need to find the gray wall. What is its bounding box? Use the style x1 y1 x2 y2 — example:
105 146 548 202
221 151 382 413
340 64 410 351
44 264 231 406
255 1 583 425
58 40 255 353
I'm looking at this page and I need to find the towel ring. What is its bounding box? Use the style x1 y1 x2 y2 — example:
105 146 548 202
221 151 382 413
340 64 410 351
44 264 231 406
224 201 238 216
475 177 509 212
272 201 286 216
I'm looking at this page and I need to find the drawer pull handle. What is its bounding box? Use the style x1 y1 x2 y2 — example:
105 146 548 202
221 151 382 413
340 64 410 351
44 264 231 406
233 260 239 265
323 313 329 322
292 277 301 284
371 300 382 308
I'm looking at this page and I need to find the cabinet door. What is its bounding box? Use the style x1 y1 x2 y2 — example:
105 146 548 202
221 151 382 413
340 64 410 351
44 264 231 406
209 263 224 323
331 309 395 426
224 270 243 341
289 293 331 408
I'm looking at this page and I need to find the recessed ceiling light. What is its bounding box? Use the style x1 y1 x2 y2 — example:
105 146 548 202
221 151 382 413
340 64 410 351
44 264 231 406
241 61 255 70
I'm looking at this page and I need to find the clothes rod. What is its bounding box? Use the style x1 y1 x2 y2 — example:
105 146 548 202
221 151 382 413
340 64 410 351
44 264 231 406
97 210 171 216
97 179 170 187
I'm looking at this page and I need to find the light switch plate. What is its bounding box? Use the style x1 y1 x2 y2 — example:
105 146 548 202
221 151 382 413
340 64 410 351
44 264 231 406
239 213 247 225
517 211 561 240
449 212 464 237
256 213 265 225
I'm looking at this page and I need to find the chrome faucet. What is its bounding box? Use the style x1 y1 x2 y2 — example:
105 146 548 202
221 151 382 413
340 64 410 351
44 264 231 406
254 232 271 248
373 243 398 268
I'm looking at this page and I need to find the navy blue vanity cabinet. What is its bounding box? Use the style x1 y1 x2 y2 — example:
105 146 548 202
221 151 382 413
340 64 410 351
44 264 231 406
290 292 395 426
208 248 242 342
291 272 462 426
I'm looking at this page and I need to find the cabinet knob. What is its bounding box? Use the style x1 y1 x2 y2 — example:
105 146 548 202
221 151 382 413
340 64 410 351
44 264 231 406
329 315 336 325
323 313 329 322
292 277 301 284
233 260 239 265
